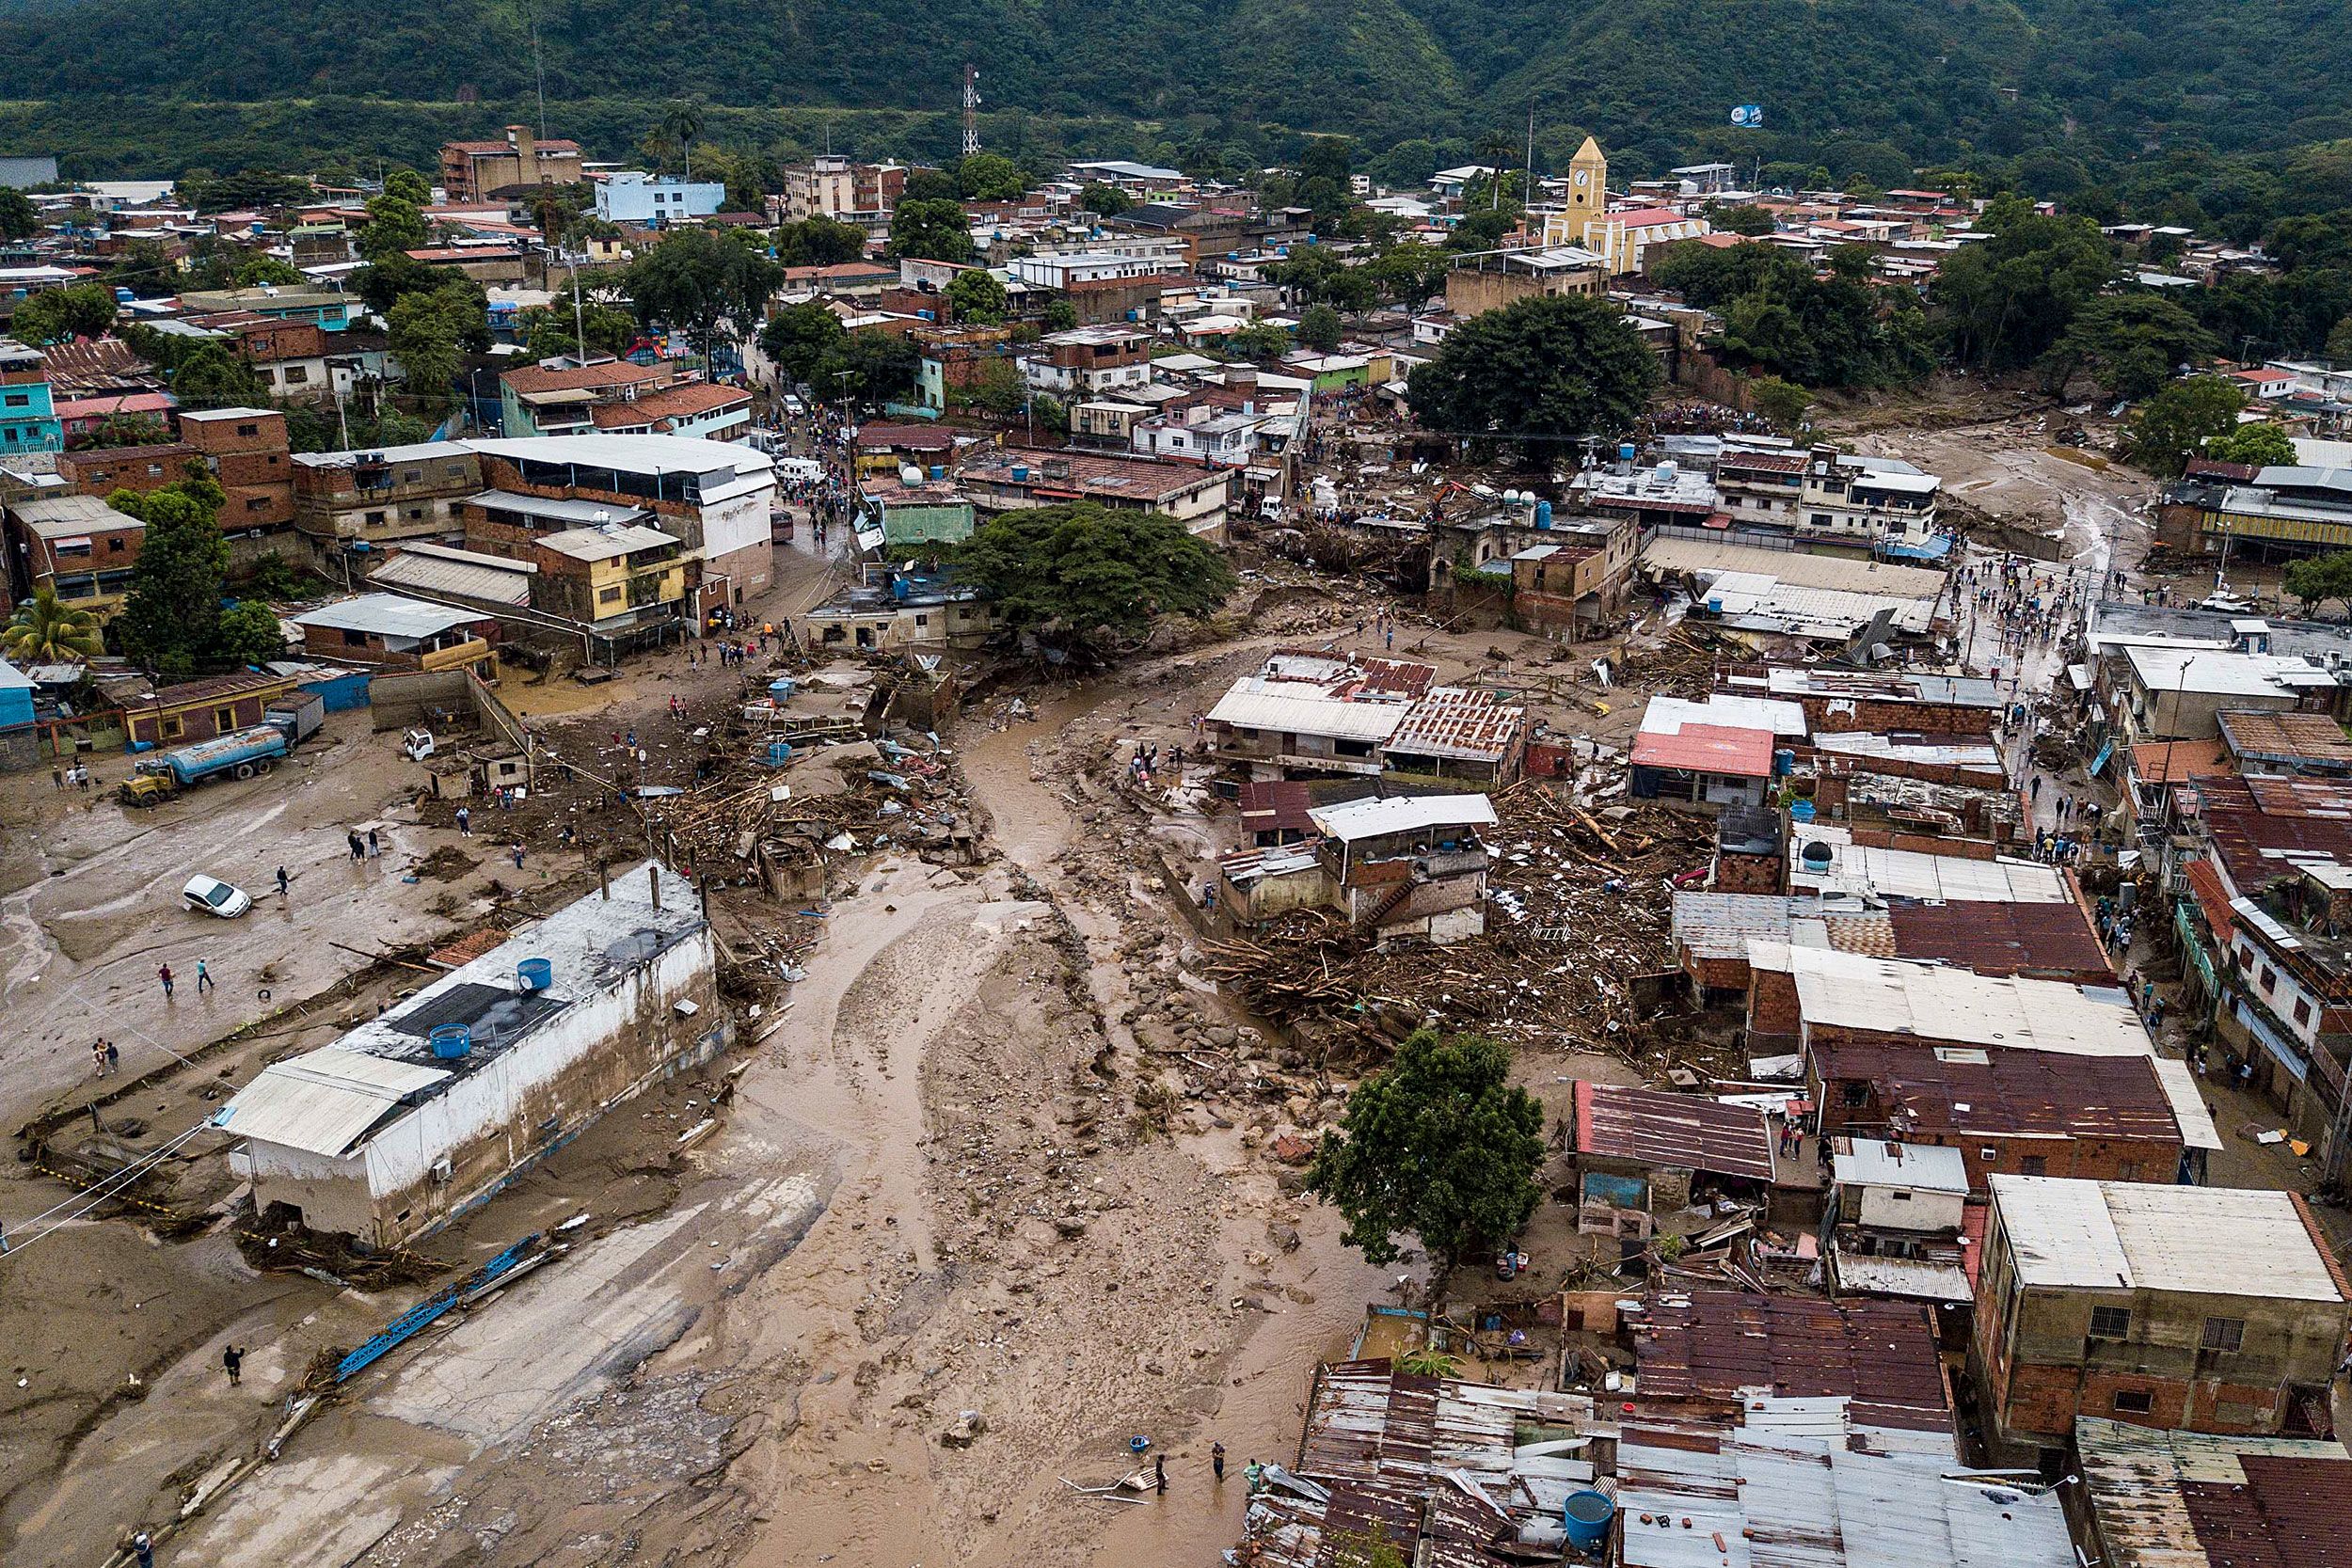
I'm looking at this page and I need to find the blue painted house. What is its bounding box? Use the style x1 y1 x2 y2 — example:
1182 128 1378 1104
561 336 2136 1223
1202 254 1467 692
0 337 63 455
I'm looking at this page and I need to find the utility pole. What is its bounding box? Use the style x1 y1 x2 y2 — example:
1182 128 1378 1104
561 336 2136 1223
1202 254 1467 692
572 268 587 363
961 64 982 160
528 0 548 140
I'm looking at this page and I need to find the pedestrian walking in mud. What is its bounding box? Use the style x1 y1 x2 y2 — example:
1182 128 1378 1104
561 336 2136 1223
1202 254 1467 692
1155 1454 1167 1494
276 865 290 899
105 1039 119 1074
158 962 174 999
223 1344 243 1386
367 828 381 858
91 1040 108 1078
1213 1442 1227 1481
196 958 213 994
455 805 471 836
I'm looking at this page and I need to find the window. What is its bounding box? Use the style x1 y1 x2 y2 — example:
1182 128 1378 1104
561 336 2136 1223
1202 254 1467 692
1888 1189 1912 1202
246 498 269 512
914 614 930 626
214 707 237 731
235 422 258 436
108 537 124 552
3 392 27 408
2090 1306 2131 1339
162 717 183 738
2112 1390 2153 1415
598 586 623 603
2262 967 2277 993
2020 1155 2047 1177
2296 999 2312 1025
2201 1317 2245 1353
363 511 387 526
342 627 367 647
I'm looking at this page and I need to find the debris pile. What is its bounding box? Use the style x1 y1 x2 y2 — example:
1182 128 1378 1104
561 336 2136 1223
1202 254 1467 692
1193 784 1714 1057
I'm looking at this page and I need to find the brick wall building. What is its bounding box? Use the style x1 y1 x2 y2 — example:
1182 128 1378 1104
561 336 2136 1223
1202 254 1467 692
178 406 295 554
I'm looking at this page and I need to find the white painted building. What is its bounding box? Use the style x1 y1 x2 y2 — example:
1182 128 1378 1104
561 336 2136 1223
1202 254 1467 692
216 863 720 1246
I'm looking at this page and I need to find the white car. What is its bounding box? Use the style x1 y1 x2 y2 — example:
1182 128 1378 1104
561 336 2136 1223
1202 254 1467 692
779 393 806 417
183 874 253 919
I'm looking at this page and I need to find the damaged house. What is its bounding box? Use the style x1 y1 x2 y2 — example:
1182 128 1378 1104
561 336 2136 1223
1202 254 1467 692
1218 793 1496 946
215 863 722 1247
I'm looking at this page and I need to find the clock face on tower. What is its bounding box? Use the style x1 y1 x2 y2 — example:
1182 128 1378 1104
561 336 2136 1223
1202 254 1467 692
1574 170 1590 188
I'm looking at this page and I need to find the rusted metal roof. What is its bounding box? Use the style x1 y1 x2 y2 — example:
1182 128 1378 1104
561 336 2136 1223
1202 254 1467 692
2077 1418 2352 1568
2198 776 2352 892
2217 710 2352 771
1573 1081 1776 1181
1883 900 2113 980
1633 1291 1950 1427
1811 1038 2183 1145
1387 690 1523 763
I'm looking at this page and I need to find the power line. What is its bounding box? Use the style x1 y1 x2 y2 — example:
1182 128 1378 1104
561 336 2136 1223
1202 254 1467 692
0 1119 214 1260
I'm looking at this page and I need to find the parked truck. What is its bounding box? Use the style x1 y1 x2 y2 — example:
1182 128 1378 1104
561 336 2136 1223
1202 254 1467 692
124 693 327 800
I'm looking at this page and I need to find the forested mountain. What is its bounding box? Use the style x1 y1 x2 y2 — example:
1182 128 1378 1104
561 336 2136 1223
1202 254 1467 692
1 0 2349 196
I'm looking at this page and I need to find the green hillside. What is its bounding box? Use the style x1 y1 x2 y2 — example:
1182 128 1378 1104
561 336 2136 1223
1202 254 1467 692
0 0 2347 189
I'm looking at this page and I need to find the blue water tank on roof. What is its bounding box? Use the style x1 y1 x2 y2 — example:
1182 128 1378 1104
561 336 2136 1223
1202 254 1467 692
430 1023 472 1059
516 958 552 992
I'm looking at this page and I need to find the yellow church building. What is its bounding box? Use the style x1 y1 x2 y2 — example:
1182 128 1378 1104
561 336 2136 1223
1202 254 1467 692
1540 137 1712 275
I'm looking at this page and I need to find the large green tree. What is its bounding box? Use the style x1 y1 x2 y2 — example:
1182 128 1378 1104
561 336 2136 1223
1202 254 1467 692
8 282 118 346
386 276 488 415
2205 423 2297 468
0 186 37 240
114 470 231 680
957 152 1025 201
623 228 783 358
357 189 428 261
773 214 866 268
949 501 1234 654
2284 553 2352 620
166 341 270 410
1406 293 1659 464
945 267 1009 325
1305 1027 1545 1275
759 299 848 386
2038 293 2216 400
2126 376 2248 478
1298 303 1343 351
1934 196 2117 371
888 198 976 263
1075 182 1132 217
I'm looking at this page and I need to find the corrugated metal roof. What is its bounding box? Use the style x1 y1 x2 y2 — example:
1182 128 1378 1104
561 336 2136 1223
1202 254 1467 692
1634 1292 1949 1422
1760 944 2151 1054
289 592 486 640
1574 1081 1776 1180
368 546 534 608
1387 690 1522 762
1786 825 2073 904
1207 681 1407 743
1827 1253 1974 1303
215 1047 452 1158
2077 1418 2352 1568
1618 1414 2074 1568
1832 1139 1968 1193
1632 723 1776 776
1990 1177 2345 1299
1308 793 1496 842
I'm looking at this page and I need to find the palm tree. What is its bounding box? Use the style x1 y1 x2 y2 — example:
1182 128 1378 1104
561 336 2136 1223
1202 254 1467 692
661 100 707 183
1475 130 1517 211
4 585 103 662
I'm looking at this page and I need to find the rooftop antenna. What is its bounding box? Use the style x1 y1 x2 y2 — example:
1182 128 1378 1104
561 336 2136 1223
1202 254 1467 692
961 63 981 159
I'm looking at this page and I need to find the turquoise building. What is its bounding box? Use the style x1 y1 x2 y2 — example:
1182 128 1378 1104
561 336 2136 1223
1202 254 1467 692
0 337 63 455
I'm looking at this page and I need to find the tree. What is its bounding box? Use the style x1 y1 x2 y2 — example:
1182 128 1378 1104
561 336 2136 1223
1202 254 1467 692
2206 423 2298 467
810 328 917 404
950 501 1234 654
0 186 37 241
958 152 1025 202
902 167 961 203
1708 203 1775 236
386 278 486 415
115 469 230 680
1407 293 1660 465
357 190 428 261
2283 552 2352 620
8 282 118 346
383 166 430 206
624 229 782 358
1298 303 1343 351
166 342 270 410
960 356 1029 415
181 169 310 214
517 298 636 360
888 198 975 263
760 300 848 387
1934 196 2117 370
772 214 866 268
2329 315 2352 363
1223 324 1293 363
1075 182 1131 217
1041 298 1079 331
946 267 1009 325
3 585 103 662
215 599 287 663
234 253 305 286
660 99 707 182
1305 1027 1544 1275
2038 293 2216 400
1747 375 1813 432
2126 376 2248 477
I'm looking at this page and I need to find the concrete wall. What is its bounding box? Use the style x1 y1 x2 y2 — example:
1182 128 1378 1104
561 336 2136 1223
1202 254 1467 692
248 926 721 1247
